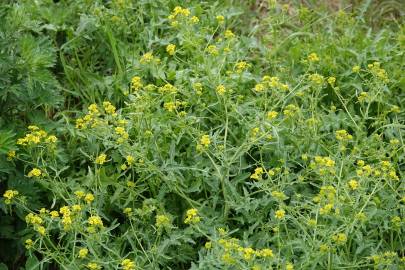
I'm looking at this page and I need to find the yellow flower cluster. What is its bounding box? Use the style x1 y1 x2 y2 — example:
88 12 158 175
115 126 129 143
158 83 177 94
193 82 203 95
327 76 336 86
163 101 184 112
78 248 89 258
271 190 287 201
131 76 143 91
206 45 218 56
28 168 43 178
25 212 46 236
307 52 319 62
215 237 274 265
250 167 264 180
335 129 353 141
261 75 289 91
332 233 347 245
76 102 119 130
25 239 34 249
348 179 359 190
275 209 285 219
87 215 104 233
267 110 278 120
87 262 101 270
103 101 116 115
310 156 335 175
59 206 73 231
168 6 192 27
234 61 250 73
216 84 226 95
313 185 337 215
3 189 19 204
368 62 389 83
156 214 171 228
184 208 200 224
140 52 156 64
352 65 360 73
17 125 57 146
121 259 135 270
95 153 107 165
7 150 16 160
216 15 225 24
283 104 299 117
166 44 176 55
370 252 399 267
224 29 235 39
308 73 324 85
357 91 368 102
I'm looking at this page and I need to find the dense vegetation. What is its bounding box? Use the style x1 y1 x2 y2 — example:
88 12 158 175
0 0 404 269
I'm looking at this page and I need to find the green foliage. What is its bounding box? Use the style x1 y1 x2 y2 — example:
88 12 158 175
0 0 404 269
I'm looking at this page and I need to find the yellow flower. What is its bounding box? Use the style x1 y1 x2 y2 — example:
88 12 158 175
28 168 42 178
120 164 128 170
332 233 347 245
348 179 359 190
286 263 294 270
45 135 57 144
156 214 171 228
309 73 324 85
7 150 16 160
206 45 218 55
224 29 234 39
88 215 103 228
95 154 107 165
254 83 265 92
103 101 116 115
140 52 154 63
184 208 201 224
127 180 135 187
216 84 226 95
166 44 176 55
36 225 46 235
78 248 89 258
131 76 143 91
205 241 212 249
242 247 255 260
84 193 95 204
307 52 319 62
190 16 199 24
200 135 211 147
352 65 360 73
88 104 99 114
87 262 101 270
235 61 249 73
320 244 330 253
3 189 18 204
275 209 285 219
72 204 82 212
258 248 274 257
59 206 71 216
250 167 264 180
123 207 132 216
358 92 368 102
121 259 135 270
25 239 33 249
75 190 85 199
335 129 352 141
327 76 336 86
267 111 278 120
50 210 59 218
